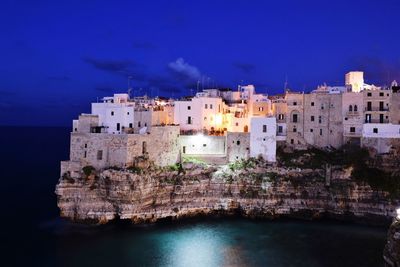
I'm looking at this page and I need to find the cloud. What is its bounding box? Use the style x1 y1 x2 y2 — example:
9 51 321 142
82 57 135 75
233 62 256 74
132 41 156 50
168 58 201 81
0 90 17 97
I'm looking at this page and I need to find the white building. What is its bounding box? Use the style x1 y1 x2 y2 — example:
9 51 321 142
345 71 364 93
91 93 135 134
250 117 277 162
362 123 400 138
174 95 227 133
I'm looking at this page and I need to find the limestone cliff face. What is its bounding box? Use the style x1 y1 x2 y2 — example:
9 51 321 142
384 220 400 266
55 162 398 225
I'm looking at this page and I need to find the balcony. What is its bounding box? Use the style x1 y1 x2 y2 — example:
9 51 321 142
346 111 360 116
364 107 389 112
365 119 390 124
344 132 361 137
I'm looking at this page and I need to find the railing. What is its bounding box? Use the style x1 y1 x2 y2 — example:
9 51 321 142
346 111 360 116
365 119 390 124
364 107 389 112
344 132 361 136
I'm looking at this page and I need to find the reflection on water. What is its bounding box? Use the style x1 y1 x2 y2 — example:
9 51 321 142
42 218 386 267
0 127 389 267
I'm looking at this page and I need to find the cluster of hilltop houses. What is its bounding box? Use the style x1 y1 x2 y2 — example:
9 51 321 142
67 71 400 171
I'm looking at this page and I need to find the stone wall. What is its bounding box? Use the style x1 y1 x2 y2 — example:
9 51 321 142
226 132 250 162
69 125 180 169
179 135 226 155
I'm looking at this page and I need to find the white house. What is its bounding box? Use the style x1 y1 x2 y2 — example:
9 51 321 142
362 123 400 138
91 93 135 134
174 95 227 132
250 117 277 162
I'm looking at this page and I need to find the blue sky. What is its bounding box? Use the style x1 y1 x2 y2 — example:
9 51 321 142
1 0 400 126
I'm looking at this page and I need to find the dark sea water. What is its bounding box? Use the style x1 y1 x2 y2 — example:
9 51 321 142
0 126 389 267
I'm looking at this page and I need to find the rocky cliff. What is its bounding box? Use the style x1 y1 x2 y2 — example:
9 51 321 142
384 219 400 266
55 158 398 225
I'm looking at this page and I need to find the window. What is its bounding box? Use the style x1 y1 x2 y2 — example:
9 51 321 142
111 111 114 116
84 151 87 158
350 127 355 133
293 127 297 132
236 140 240 145
138 121 141 127
74 128 77 132
97 150 103 160
117 123 120 131
321 104 324 110
278 114 284 120
210 104 213 109
262 125 267 132
235 122 239 126
311 102 314 106
144 123 147 127
311 116 315 122
129 123 133 128
349 105 353 112
354 105 358 112
187 116 192 124
204 117 207 121
380 92 384 97
203 144 207 147
292 114 298 123
318 116 322 123
187 106 191 110
293 101 297 106
379 101 384 111
84 143 87 148
259 107 264 111
310 129 313 132
320 129 322 135
290 139 294 144
373 128 378 133
367 92 372 97
278 126 283 133
127 112 130 115
205 104 208 109
367 101 372 111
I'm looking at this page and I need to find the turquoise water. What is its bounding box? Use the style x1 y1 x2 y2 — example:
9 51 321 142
0 127 388 266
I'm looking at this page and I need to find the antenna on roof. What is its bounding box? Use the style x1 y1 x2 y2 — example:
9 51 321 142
128 76 133 98
284 74 288 92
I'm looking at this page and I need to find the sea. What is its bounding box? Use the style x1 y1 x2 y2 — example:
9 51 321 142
0 126 388 267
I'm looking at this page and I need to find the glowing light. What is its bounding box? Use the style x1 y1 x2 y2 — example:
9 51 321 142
397 208 400 220
214 114 223 126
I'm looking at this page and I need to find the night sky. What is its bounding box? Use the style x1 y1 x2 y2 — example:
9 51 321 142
1 0 400 126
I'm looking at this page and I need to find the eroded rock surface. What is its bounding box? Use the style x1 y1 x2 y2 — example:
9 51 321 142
55 162 398 225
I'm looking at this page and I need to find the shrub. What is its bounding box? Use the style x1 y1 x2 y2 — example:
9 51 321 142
127 166 142 174
82 165 95 177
